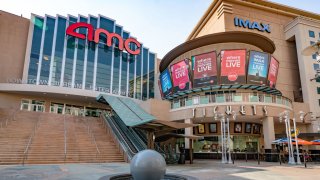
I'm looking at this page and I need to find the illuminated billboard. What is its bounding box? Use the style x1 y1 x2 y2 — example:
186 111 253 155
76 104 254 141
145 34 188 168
171 59 191 92
267 56 279 88
247 51 270 85
159 68 173 98
220 49 246 84
192 51 218 88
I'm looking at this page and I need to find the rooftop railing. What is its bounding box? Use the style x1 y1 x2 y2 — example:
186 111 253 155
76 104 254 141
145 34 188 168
171 92 293 110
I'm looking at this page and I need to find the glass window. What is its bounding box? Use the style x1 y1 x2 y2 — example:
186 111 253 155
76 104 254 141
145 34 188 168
309 30 315 38
120 32 129 96
112 25 122 95
39 17 55 85
63 16 77 88
314 63 320 71
317 87 320 94
134 45 141 99
148 53 155 98
28 16 44 84
74 17 88 89
95 17 114 93
142 48 149 100
85 16 97 90
51 17 67 86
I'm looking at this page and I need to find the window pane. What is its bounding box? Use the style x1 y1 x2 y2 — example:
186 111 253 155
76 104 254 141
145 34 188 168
85 16 97 90
309 30 315 38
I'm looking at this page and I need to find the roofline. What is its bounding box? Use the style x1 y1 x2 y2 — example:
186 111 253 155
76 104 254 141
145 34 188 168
187 0 320 41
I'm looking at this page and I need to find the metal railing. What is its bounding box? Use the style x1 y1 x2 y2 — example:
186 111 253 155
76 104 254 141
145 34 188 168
85 118 100 161
22 115 41 165
171 92 293 109
64 115 67 162
0 108 20 129
102 113 137 160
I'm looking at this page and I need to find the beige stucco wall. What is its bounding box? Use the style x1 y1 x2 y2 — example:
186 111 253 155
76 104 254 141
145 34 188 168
0 11 29 83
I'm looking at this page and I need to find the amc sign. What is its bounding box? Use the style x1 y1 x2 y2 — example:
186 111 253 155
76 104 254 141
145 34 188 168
66 22 141 55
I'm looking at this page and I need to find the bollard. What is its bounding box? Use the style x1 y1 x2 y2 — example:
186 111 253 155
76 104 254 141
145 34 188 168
258 152 260 165
245 152 247 162
304 154 307 168
232 152 234 164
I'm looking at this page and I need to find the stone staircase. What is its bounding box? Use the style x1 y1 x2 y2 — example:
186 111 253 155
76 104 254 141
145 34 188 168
0 110 124 164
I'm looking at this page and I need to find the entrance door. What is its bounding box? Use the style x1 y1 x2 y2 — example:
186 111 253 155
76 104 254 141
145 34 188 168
50 103 64 114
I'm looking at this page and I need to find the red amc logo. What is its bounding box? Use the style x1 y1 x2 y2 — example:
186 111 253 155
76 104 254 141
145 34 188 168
66 22 141 55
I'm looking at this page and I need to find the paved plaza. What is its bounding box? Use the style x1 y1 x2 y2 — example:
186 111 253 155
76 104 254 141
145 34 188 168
0 160 320 180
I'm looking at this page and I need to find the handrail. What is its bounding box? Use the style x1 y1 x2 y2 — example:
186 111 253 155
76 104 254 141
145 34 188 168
85 118 100 161
102 113 137 159
171 92 293 109
64 115 67 162
87 118 100 159
22 114 40 165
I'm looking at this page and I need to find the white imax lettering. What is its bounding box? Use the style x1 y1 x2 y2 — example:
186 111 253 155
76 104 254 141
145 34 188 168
234 17 271 33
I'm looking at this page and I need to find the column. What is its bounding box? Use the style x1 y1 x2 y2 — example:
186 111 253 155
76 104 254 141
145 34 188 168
184 119 193 148
263 116 275 162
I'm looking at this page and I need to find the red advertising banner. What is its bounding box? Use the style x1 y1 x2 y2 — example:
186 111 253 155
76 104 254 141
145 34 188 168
220 49 247 84
171 59 191 92
192 51 218 88
267 56 279 88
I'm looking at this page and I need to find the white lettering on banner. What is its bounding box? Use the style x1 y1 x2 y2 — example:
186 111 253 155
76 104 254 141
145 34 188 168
226 56 241 68
252 54 266 71
175 66 186 79
197 58 212 72
270 63 277 76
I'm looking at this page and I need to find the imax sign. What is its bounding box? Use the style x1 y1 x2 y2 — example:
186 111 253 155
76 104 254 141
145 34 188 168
234 17 270 33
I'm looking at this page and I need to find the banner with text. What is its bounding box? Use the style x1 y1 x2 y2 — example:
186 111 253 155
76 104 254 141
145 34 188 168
220 49 247 84
247 51 270 85
192 51 218 88
160 68 173 98
171 59 192 92
267 56 279 88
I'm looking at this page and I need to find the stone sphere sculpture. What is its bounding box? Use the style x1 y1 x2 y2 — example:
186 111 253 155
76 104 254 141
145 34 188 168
130 149 166 180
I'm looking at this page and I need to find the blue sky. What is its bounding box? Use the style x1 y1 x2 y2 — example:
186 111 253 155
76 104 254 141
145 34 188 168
1 0 319 58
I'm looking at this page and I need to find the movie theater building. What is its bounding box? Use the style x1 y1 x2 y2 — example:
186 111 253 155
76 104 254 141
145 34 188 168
1 0 320 164
0 11 158 117
158 0 320 156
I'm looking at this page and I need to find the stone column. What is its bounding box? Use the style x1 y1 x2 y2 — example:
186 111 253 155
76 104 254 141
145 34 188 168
263 116 275 161
184 119 193 148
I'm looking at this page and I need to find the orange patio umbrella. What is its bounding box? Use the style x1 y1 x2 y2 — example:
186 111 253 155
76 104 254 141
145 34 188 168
311 139 320 145
284 138 313 146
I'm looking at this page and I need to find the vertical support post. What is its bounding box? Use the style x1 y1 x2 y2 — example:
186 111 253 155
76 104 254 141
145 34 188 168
220 118 225 163
189 138 193 164
227 117 232 164
293 117 301 164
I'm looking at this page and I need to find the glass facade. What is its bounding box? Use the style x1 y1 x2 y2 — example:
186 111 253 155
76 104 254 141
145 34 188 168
26 14 156 100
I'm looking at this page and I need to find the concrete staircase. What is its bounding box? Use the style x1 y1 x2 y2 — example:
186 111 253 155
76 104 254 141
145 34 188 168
0 110 124 164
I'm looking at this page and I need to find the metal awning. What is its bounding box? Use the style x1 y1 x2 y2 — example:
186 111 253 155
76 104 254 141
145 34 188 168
96 94 156 127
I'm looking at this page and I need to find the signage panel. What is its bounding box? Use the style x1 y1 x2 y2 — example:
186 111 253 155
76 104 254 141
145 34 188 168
171 59 192 92
220 49 247 84
159 68 173 98
267 56 279 88
192 51 218 88
247 51 270 85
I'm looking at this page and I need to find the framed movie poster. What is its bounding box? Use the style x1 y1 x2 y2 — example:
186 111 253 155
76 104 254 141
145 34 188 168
192 51 218 88
171 59 192 93
234 122 242 133
209 123 217 133
247 51 270 85
245 123 252 133
253 124 261 134
220 49 247 84
159 68 173 98
198 124 205 134
267 56 279 88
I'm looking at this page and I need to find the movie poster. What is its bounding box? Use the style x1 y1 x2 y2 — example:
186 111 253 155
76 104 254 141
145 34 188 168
267 56 279 88
171 59 191 92
247 51 270 85
192 51 218 88
159 68 173 98
220 49 247 84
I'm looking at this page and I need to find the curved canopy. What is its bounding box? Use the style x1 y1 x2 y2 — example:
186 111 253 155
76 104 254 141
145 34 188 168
159 31 276 72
